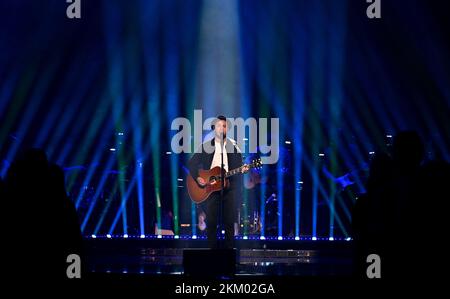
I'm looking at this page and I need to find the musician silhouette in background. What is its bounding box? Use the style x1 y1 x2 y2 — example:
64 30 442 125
197 210 207 234
187 115 249 249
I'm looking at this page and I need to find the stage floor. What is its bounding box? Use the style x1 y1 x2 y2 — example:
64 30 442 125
85 238 354 277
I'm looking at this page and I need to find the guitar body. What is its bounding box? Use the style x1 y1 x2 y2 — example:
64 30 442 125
186 159 261 204
187 166 230 204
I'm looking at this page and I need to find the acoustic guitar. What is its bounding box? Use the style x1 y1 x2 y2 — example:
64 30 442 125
187 158 262 203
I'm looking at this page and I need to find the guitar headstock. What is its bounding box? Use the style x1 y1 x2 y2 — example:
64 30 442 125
250 158 262 170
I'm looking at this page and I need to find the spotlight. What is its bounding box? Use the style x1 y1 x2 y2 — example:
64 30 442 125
91 234 96 239
260 236 266 240
123 234 128 239
318 153 325 157
277 236 283 240
166 151 172 155
295 236 300 241
312 237 317 241
140 234 145 239
369 151 375 155
243 236 248 240
221 230 225 235
109 148 116 152
192 235 197 239
346 237 352 241
177 178 183 181
285 140 291 145
157 235 162 239
174 235 179 239
329 237 334 241
106 234 112 238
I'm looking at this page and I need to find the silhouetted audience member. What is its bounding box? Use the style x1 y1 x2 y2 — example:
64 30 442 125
352 152 393 280
415 158 450 277
0 177 4 197
353 131 449 289
387 131 425 279
4 148 83 283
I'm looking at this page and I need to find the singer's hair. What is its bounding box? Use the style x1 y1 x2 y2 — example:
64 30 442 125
217 115 226 122
211 115 228 130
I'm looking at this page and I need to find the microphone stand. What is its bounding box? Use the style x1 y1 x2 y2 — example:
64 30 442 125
219 132 225 249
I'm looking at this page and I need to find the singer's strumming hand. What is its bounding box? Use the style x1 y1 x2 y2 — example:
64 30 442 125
196 177 206 186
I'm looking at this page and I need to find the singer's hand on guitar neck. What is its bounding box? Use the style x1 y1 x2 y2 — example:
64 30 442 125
241 165 250 173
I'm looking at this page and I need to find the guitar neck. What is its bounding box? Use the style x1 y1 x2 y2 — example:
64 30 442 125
224 159 261 178
225 165 246 178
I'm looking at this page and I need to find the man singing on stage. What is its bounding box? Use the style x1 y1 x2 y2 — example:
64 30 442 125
187 115 249 249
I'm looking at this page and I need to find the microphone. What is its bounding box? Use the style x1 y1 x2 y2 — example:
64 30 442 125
221 133 225 147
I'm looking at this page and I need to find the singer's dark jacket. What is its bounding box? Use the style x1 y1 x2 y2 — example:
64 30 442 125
187 138 244 191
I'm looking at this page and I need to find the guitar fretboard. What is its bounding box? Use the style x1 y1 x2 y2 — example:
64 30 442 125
225 166 244 178
225 163 258 178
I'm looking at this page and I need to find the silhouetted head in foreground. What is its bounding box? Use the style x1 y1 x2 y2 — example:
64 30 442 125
366 152 393 192
4 148 83 281
392 131 424 171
